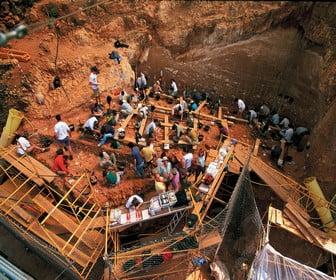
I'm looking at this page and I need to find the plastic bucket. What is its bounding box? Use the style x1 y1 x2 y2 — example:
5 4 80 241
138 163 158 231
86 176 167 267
4 109 24 134
0 127 16 147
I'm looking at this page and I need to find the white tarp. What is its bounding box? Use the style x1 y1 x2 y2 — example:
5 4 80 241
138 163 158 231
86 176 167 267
249 244 334 280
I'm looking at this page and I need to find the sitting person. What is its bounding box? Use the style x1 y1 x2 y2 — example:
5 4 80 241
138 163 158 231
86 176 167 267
91 102 103 118
151 80 163 96
103 170 123 186
98 123 115 147
218 123 229 139
145 119 160 142
138 105 149 119
125 194 143 210
53 150 72 176
258 104 270 122
168 79 178 97
279 124 294 143
189 100 198 111
109 50 122 64
15 134 48 156
293 127 310 148
184 128 199 145
171 122 184 139
271 111 280 126
234 98 245 116
280 116 290 129
136 73 147 90
247 109 258 126
84 116 98 132
171 100 188 117
106 111 119 126
99 151 116 169
120 100 133 116
119 90 128 103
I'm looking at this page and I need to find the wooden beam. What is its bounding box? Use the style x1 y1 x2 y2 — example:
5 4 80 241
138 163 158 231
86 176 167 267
163 115 169 144
138 117 147 136
28 221 91 267
115 112 136 139
0 151 45 186
194 100 207 115
198 231 222 250
253 138 260 156
32 194 101 249
217 106 222 119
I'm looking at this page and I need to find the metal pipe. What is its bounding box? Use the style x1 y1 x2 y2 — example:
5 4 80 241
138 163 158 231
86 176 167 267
304 177 336 239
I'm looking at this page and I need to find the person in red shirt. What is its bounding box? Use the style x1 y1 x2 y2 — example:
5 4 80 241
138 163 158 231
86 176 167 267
53 150 72 176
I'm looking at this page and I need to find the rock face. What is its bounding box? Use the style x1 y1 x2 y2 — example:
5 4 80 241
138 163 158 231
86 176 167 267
1 2 335 200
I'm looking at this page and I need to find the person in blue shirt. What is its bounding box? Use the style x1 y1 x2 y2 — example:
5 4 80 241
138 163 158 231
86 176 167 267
127 142 145 178
189 101 198 111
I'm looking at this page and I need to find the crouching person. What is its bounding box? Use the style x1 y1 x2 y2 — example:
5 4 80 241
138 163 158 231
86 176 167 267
53 149 72 176
103 170 123 187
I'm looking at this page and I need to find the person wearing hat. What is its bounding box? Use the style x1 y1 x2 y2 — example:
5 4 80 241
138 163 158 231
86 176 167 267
120 99 133 116
153 168 167 194
158 156 172 180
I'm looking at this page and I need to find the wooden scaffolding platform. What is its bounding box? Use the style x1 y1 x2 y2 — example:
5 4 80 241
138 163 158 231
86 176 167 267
0 145 107 279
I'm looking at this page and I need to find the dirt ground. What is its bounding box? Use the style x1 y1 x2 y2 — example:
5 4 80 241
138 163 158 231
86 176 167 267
1 1 334 278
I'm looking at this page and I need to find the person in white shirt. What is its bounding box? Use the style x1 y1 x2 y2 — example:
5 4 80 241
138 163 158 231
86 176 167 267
169 79 178 97
84 116 98 131
125 194 144 210
89 66 102 104
54 114 73 158
120 100 133 116
182 152 193 170
15 134 47 156
139 105 149 119
145 119 159 142
118 90 128 102
234 98 245 116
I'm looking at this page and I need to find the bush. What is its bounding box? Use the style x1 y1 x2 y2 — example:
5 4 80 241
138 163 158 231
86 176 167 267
42 2 59 18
